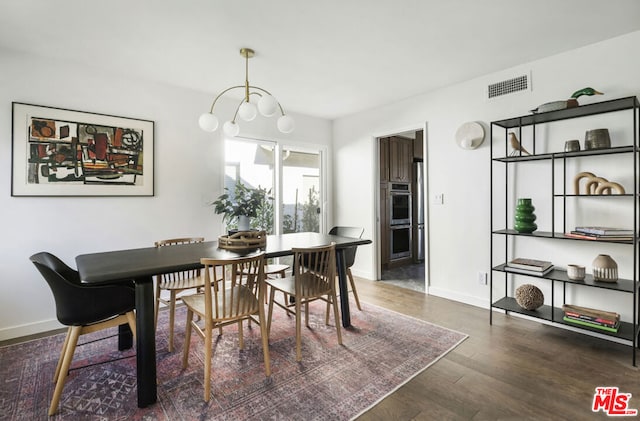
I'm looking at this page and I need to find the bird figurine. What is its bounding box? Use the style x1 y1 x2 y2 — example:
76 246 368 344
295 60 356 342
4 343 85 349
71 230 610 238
530 87 603 113
509 132 530 156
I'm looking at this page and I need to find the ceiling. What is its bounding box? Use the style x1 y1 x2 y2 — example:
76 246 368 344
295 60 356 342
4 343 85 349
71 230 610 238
2 0 640 120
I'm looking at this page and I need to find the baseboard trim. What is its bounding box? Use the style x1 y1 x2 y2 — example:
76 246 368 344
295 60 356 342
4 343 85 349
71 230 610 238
427 286 489 309
0 319 63 343
350 268 375 281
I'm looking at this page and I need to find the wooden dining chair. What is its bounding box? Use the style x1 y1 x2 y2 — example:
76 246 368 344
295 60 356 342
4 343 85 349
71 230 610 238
329 226 364 311
181 252 271 402
261 262 289 304
266 243 342 361
154 237 205 352
30 252 137 416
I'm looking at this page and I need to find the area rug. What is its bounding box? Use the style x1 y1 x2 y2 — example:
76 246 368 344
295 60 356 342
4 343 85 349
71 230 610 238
0 300 467 420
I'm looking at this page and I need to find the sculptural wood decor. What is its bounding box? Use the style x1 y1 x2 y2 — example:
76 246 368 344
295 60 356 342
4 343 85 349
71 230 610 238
573 171 625 195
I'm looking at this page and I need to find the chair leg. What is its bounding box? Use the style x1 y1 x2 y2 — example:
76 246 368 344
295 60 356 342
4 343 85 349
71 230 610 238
203 321 213 402
284 292 293 316
53 327 72 384
257 304 271 376
154 280 161 329
325 298 331 325
49 326 81 416
168 290 177 352
125 311 137 339
347 268 362 311
330 289 343 345
267 286 276 335
295 296 302 362
182 309 193 369
325 297 331 325
238 320 244 350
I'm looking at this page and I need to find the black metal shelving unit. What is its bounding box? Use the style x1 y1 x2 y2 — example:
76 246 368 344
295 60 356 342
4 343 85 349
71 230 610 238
490 96 640 365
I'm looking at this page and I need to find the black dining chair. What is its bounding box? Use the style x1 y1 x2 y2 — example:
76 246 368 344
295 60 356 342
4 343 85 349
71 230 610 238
29 252 137 416
329 226 364 311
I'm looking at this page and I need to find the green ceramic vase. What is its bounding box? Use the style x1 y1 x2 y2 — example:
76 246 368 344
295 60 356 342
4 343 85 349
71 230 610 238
514 198 537 233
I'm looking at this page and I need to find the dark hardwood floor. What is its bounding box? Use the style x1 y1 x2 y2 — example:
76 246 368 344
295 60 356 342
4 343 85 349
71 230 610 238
353 278 639 420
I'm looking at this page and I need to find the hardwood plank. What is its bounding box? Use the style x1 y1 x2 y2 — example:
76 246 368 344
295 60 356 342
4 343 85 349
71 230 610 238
353 278 639 420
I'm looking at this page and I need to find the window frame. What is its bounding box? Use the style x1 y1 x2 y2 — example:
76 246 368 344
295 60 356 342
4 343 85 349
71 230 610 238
222 136 327 235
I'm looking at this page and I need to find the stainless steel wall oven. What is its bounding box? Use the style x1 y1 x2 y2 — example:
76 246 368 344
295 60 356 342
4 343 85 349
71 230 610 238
389 183 411 226
389 183 412 259
390 225 411 259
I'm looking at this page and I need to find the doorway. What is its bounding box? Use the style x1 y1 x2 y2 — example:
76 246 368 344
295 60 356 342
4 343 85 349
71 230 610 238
377 128 426 293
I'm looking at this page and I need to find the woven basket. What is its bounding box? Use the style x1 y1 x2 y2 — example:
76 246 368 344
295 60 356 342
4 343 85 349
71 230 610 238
218 230 267 251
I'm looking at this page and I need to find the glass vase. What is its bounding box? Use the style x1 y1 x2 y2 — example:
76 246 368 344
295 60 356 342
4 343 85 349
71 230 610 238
514 198 537 233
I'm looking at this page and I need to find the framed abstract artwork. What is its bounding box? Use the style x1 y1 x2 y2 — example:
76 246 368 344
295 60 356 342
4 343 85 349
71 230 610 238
12 102 154 196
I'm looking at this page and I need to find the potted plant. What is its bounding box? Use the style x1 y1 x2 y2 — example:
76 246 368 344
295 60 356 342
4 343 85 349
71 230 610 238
212 180 272 232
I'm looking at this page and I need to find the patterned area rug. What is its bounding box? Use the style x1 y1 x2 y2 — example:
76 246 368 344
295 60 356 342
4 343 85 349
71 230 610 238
0 300 467 420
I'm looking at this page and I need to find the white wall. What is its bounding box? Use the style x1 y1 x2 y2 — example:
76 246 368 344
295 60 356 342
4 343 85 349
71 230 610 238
335 31 640 320
0 48 331 340
4 31 639 340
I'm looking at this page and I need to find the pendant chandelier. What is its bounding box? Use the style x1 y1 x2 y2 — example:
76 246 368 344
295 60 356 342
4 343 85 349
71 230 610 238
198 48 294 137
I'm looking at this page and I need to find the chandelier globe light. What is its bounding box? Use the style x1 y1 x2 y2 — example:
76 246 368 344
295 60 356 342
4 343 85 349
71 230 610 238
199 48 294 136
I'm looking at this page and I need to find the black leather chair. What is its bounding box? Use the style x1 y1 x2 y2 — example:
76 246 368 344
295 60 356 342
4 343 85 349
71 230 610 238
329 226 364 310
30 252 136 416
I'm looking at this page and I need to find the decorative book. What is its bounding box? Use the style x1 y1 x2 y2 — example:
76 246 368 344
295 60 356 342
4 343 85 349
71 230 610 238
562 316 619 333
504 266 553 276
507 258 553 272
562 304 620 323
564 232 633 241
574 226 634 236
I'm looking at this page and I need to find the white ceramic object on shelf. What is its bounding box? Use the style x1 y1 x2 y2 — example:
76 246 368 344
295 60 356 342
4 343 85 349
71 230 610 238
567 264 585 281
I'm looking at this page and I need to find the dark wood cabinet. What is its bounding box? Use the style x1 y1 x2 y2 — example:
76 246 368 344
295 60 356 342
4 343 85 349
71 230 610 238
379 137 389 182
388 136 412 183
379 183 389 267
380 136 414 269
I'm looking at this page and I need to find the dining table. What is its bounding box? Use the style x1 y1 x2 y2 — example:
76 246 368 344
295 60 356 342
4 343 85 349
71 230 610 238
75 231 371 408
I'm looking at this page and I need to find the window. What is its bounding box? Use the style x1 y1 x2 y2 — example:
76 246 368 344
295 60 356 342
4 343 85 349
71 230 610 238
281 149 321 233
223 138 324 235
223 138 275 233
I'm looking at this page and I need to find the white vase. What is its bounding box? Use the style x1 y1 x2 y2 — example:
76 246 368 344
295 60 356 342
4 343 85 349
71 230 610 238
237 215 251 231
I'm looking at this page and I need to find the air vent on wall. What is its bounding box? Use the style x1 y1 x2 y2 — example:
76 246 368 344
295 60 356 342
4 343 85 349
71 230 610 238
487 74 529 99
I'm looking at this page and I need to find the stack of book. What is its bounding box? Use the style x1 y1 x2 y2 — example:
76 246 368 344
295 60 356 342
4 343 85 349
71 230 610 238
562 304 620 333
504 258 554 276
565 226 634 241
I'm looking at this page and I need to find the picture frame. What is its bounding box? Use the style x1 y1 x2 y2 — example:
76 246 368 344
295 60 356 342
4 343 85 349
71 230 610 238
12 102 154 196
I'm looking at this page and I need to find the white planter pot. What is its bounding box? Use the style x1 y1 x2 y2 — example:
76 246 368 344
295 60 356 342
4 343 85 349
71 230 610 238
237 215 251 231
